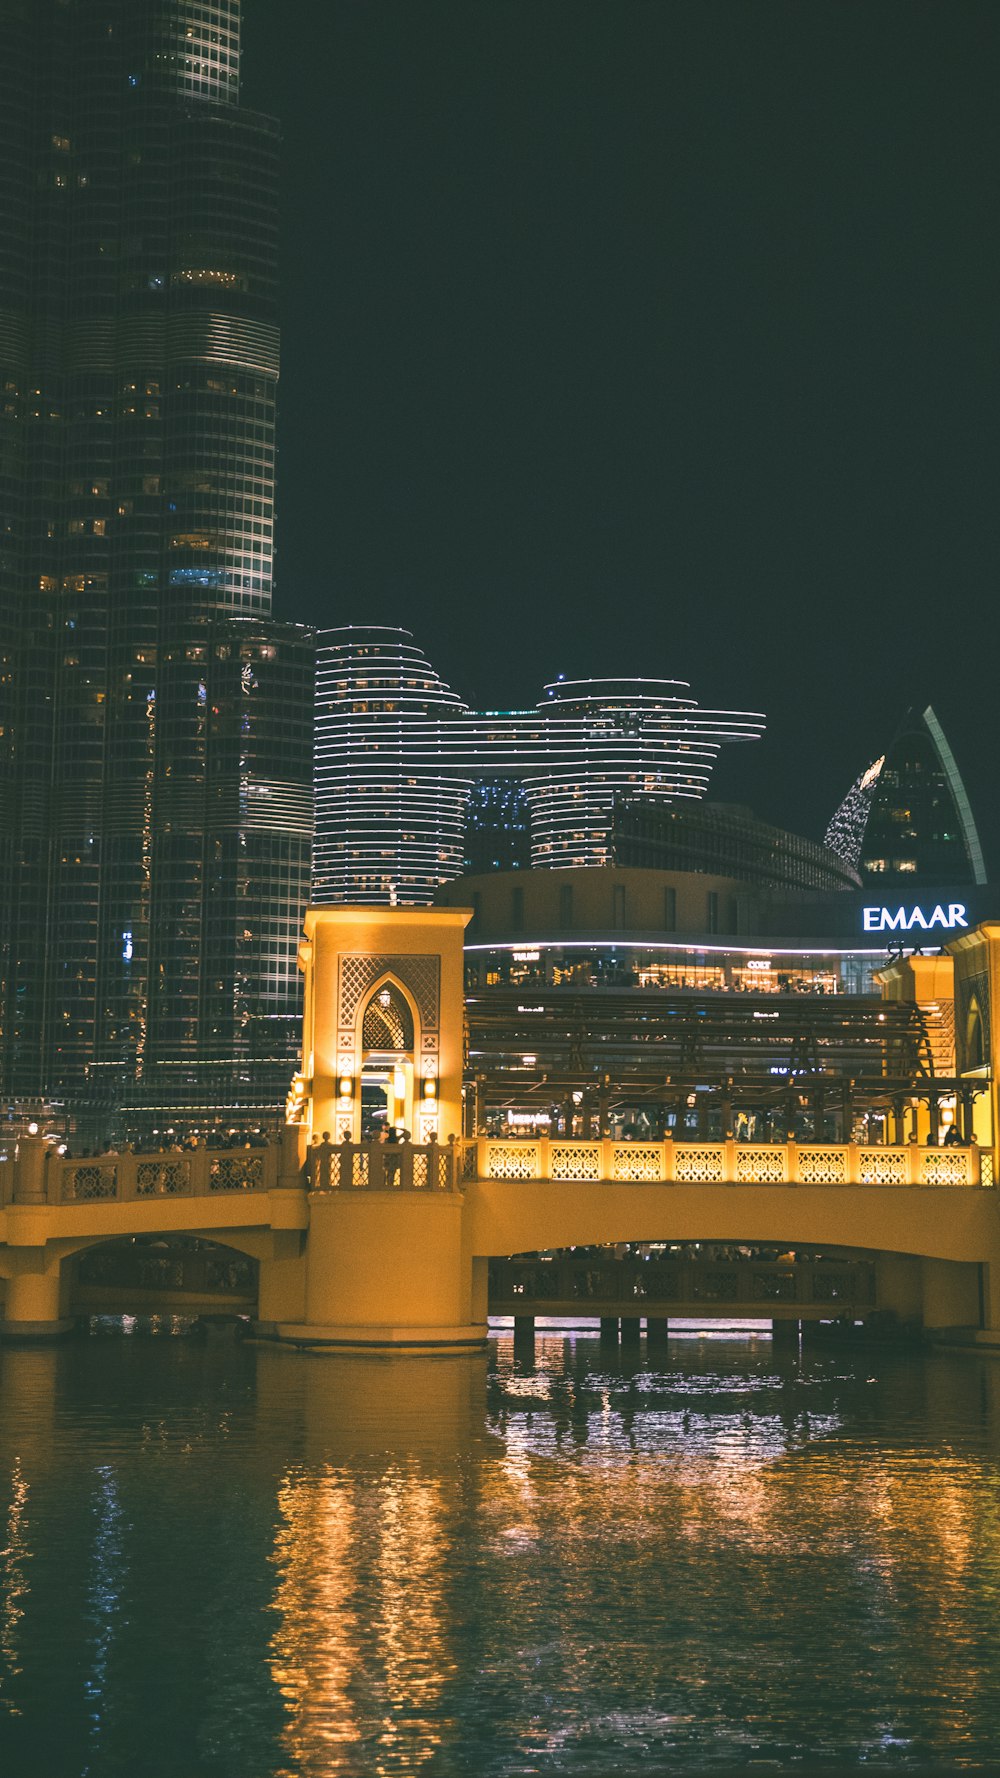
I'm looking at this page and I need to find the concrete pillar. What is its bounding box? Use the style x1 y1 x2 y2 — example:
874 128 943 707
469 1256 489 1330
278 1189 483 1351
2 1258 74 1339
620 1316 641 1351
771 1318 801 1349
256 1231 307 1333
13 1136 49 1204
646 1317 670 1355
513 1316 535 1364
599 1316 620 1342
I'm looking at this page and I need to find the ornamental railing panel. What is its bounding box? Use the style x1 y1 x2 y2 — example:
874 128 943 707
549 1143 601 1182
484 1141 540 1181
208 1155 264 1194
735 1147 787 1185
857 1149 908 1187
797 1147 849 1185
673 1145 726 1184
920 1151 972 1187
62 1164 118 1203
135 1160 190 1198
612 1144 663 1182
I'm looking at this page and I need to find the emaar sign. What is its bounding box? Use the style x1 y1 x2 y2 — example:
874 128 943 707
862 903 968 934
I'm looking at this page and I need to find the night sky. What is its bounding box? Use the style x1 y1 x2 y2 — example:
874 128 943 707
243 0 1000 866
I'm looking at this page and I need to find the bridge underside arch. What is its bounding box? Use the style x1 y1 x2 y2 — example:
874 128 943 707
69 1233 261 1318
466 1180 1000 1268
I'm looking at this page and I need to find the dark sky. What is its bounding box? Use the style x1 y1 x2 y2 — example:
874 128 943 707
242 0 1000 864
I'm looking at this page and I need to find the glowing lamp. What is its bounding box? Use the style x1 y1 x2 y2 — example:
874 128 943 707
422 1077 437 1100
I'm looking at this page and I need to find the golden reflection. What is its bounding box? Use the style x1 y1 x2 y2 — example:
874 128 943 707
269 1466 456 1776
0 1459 29 1716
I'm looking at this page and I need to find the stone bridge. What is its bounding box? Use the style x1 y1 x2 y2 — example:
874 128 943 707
1 1131 998 1345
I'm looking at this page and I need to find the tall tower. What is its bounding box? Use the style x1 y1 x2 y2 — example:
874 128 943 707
825 706 987 889
0 0 312 1114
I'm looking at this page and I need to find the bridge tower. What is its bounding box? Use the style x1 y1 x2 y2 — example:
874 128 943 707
284 906 484 1350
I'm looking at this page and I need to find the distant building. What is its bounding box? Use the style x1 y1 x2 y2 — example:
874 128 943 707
610 801 860 893
0 2 312 1119
825 707 986 888
313 626 764 904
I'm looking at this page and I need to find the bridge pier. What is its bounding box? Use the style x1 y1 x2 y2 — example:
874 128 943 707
646 1316 670 1355
276 1188 485 1352
599 1316 619 1344
2 1255 75 1340
771 1318 801 1350
620 1316 641 1353
513 1316 535 1363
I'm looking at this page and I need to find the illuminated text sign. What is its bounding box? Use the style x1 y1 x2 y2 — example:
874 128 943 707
862 903 968 934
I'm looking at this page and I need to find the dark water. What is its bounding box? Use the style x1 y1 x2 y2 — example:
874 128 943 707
1 1327 999 1776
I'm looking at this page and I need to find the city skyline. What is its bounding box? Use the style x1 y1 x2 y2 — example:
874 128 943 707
242 0 1000 865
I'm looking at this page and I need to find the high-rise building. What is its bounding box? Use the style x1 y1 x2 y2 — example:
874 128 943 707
825 706 986 888
0 0 313 1114
313 626 764 904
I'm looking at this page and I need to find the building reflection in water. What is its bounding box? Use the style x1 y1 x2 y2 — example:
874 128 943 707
1 1336 1000 1771
267 1355 479 1778
0 1460 29 1718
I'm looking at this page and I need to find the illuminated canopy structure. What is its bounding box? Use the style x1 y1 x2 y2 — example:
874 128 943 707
314 626 764 904
825 706 986 888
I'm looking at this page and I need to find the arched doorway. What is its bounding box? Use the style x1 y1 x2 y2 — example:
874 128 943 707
360 980 417 1136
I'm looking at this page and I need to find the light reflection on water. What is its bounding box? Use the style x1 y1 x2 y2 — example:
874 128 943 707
0 1331 999 1772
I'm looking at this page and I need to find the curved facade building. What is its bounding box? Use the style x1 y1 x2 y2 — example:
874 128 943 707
314 627 472 905
313 626 764 903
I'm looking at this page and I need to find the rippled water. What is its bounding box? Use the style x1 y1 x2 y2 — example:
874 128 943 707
1 1327 999 1775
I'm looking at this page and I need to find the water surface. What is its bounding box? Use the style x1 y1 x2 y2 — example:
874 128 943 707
0 1327 998 1775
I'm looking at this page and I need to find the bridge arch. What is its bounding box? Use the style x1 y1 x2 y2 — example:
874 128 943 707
69 1233 259 1318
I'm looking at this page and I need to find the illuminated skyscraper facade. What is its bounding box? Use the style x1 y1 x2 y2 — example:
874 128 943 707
825 706 986 889
0 0 312 1108
314 626 764 904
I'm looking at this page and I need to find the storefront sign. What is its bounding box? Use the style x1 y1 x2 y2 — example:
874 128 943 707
862 903 968 933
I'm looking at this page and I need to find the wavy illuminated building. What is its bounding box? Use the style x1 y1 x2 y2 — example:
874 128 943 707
313 626 764 904
0 0 313 1112
825 706 986 888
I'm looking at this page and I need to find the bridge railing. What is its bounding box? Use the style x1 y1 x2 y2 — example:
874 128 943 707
461 1137 992 1189
1 1145 282 1207
307 1140 460 1194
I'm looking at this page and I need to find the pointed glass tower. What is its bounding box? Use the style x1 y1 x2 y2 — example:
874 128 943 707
825 706 986 887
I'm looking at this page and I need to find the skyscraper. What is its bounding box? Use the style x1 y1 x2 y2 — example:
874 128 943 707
824 706 987 888
313 626 764 904
0 0 313 1114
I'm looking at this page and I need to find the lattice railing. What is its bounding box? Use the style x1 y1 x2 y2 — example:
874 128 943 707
484 1141 541 1181
735 1147 787 1185
136 1160 190 1197
797 1147 849 1185
857 1149 909 1187
920 1151 973 1188
673 1146 726 1184
550 1143 601 1182
612 1145 663 1182
461 1135 994 1189
209 1155 264 1194
62 1164 118 1203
